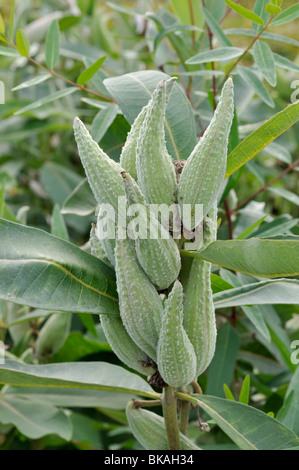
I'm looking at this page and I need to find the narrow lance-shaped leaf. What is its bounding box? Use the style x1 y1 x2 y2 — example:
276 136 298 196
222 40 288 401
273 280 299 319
252 41 277 87
186 47 244 65
271 3 299 26
45 19 60 69
237 65 274 108
225 0 264 25
77 56 106 85
226 100 299 177
16 29 30 56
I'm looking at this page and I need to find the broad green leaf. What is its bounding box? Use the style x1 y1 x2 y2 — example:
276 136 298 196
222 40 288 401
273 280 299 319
16 29 30 56
186 47 244 64
213 279 299 308
206 323 239 398
226 99 299 177
273 52 299 73
224 28 299 47
104 70 196 161
77 56 106 85
223 384 235 401
51 204 69 241
12 73 52 91
45 19 60 69
14 87 77 116
91 104 118 143
153 25 203 50
268 187 299 206
225 0 264 25
239 375 250 404
0 394 72 440
265 3 281 14
4 386 132 409
236 215 268 240
0 218 118 314
271 3 299 26
237 65 274 108
0 360 157 398
182 394 299 450
201 7 233 47
252 41 276 87
183 238 299 277
61 179 96 216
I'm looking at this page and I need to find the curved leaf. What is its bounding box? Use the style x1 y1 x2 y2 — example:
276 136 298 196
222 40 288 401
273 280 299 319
186 47 244 64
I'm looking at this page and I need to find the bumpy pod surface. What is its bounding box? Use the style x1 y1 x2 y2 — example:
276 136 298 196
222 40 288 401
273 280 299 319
115 237 163 361
100 315 155 376
136 79 177 207
157 281 197 388
177 78 234 229
122 171 181 290
126 401 201 450
183 259 216 377
73 117 125 211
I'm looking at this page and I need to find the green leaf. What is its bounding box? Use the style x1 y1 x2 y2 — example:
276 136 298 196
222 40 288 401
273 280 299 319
239 375 250 404
237 65 274 108
45 19 60 69
61 179 96 216
225 0 264 25
236 215 268 240
226 99 299 177
0 360 157 398
153 25 203 50
12 73 52 91
268 187 299 206
201 7 233 47
0 394 72 440
273 52 299 73
16 29 30 57
104 70 196 161
183 238 299 277
52 330 109 362
184 394 299 450
0 13 5 35
280 367 299 435
0 218 118 314
0 45 18 57
77 56 106 85
91 104 118 143
210 274 234 294
224 28 299 47
271 3 299 26
206 323 239 398
265 3 281 14
249 216 298 238
252 41 277 87
223 384 235 401
214 279 299 308
170 0 205 31
51 204 69 241
186 46 244 64
14 87 77 116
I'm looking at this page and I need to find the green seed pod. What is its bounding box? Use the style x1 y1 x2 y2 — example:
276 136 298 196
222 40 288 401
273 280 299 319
177 78 234 229
183 259 216 377
35 313 71 359
157 281 197 388
136 79 177 207
73 117 125 210
120 105 149 180
90 223 113 268
126 401 201 450
115 237 163 361
100 315 155 376
122 171 181 290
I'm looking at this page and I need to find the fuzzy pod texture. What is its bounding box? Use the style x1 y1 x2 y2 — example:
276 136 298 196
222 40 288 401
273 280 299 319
122 171 181 290
90 223 113 268
35 313 71 359
73 117 125 211
115 236 163 361
157 281 197 388
136 79 177 207
126 401 201 450
177 78 234 229
100 315 155 376
183 259 216 377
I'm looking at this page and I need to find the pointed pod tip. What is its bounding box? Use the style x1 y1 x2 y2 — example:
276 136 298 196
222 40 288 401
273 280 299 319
73 116 83 130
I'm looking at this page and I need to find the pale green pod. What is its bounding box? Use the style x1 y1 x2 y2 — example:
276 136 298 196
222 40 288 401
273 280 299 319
183 259 216 377
35 313 71 359
73 117 125 211
122 171 181 290
200 204 218 252
90 223 113 268
100 315 155 376
115 237 163 361
120 105 149 180
136 79 177 207
157 281 197 388
177 78 234 229
126 401 201 450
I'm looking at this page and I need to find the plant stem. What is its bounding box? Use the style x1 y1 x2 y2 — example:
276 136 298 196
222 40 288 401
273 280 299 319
133 399 162 408
162 386 181 450
179 399 191 436
202 0 217 110
231 158 299 213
